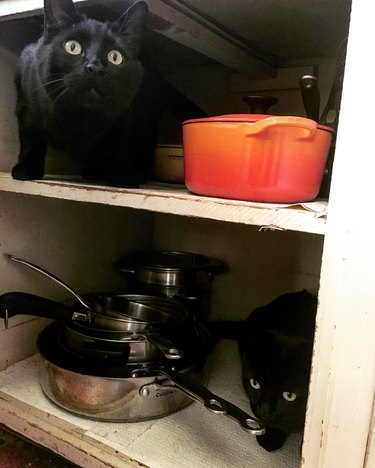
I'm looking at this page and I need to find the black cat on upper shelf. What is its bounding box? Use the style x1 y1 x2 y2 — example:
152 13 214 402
12 0 206 187
208 290 317 452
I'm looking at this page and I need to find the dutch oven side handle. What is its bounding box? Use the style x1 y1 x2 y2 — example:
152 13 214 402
132 366 265 436
245 116 318 140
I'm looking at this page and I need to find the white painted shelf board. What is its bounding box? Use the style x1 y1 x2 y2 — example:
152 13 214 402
0 340 301 468
0 172 327 235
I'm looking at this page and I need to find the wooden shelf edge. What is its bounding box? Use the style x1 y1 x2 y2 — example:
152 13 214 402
0 172 327 235
0 391 145 468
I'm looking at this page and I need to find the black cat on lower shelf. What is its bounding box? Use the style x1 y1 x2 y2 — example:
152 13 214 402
208 290 317 451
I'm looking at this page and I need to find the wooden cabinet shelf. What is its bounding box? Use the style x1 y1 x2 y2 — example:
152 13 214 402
0 172 327 235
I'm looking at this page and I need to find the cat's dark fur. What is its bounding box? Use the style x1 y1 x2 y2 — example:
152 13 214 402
208 290 317 451
12 0 206 187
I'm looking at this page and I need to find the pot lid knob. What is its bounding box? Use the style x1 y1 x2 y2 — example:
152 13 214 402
243 95 278 114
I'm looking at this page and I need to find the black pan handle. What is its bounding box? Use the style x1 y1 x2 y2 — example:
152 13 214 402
299 75 320 122
0 292 77 326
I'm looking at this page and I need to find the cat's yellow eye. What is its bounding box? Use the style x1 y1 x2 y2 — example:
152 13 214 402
250 378 261 390
107 50 123 65
64 40 82 56
282 391 297 401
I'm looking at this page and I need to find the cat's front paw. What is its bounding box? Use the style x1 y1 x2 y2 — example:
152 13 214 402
12 162 44 181
256 428 288 451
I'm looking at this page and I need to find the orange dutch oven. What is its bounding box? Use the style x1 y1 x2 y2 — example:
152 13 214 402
182 114 334 203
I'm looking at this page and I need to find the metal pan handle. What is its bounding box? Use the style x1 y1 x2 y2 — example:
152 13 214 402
6 254 92 311
132 366 265 435
147 334 184 360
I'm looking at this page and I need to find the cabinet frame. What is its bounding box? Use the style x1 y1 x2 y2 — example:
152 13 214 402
302 1 375 466
1 0 374 467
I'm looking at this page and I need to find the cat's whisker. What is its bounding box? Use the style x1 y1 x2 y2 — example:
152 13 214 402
44 72 65 77
52 87 69 105
42 74 65 81
44 79 65 87
125 105 136 119
31 78 65 94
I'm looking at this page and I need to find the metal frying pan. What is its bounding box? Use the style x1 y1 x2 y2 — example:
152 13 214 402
6 254 148 324
0 291 190 360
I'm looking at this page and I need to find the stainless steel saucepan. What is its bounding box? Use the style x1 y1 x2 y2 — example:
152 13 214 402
115 250 226 321
37 321 265 434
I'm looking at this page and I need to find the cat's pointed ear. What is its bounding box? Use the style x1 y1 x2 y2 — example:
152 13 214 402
116 1 149 56
44 0 82 39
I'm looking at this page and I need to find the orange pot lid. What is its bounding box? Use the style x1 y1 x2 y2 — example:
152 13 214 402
183 114 334 132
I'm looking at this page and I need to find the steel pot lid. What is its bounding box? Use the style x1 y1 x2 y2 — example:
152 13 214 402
115 250 225 286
